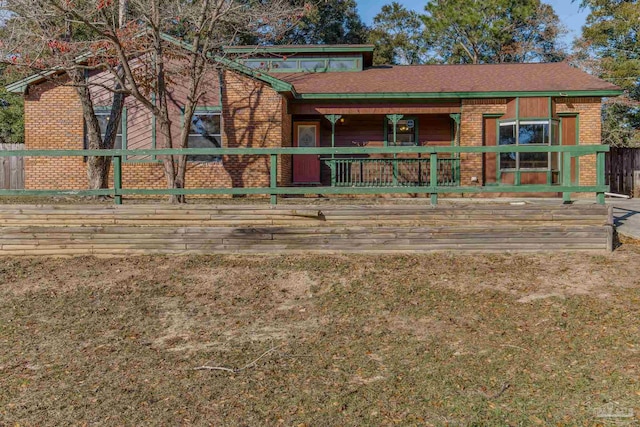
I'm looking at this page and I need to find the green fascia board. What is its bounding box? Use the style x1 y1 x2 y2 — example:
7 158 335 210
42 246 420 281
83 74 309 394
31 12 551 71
6 69 61 93
158 32 197 52
6 31 194 94
212 55 296 95
296 90 624 100
5 50 96 94
223 45 374 54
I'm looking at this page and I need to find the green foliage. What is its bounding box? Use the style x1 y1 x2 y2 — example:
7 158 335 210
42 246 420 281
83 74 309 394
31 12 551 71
422 0 565 64
367 2 425 65
0 65 24 144
282 0 368 44
575 0 640 146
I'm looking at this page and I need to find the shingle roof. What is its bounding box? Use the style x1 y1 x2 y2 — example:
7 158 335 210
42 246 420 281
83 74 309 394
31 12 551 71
275 62 621 96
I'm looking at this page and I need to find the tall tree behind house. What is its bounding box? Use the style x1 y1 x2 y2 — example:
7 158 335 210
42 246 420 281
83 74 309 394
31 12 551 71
573 0 640 147
367 2 425 65
421 0 566 64
282 0 368 44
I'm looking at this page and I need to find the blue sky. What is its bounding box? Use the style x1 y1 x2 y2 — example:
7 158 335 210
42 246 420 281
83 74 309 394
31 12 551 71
355 0 590 46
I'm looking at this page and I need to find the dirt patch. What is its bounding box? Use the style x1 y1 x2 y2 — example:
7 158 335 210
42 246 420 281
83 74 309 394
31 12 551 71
1 251 640 425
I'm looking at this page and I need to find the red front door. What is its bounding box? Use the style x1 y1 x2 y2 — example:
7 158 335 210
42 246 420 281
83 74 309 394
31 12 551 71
293 122 321 183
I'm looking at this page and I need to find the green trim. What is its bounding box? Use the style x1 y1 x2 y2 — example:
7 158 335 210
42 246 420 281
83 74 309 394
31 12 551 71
1 145 607 157
212 55 296 95
548 97 552 185
0 184 607 198
159 32 196 52
576 115 580 184
151 93 157 160
223 45 374 54
296 90 623 100
121 107 128 150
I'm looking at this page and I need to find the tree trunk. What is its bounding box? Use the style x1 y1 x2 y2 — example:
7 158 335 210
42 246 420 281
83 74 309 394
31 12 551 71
68 69 112 192
156 113 179 203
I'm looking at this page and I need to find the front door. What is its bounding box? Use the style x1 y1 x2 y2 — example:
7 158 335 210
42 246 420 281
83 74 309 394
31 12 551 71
293 122 321 183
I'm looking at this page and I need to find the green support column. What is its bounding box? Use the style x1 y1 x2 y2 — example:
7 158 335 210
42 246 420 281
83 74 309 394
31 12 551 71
562 152 572 203
113 155 122 205
430 153 438 205
270 154 278 205
325 114 342 186
596 151 605 204
386 114 403 186
386 114 404 146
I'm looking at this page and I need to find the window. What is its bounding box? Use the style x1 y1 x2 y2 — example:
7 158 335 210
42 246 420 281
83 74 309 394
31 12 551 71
499 120 559 170
387 119 417 146
328 59 357 71
240 57 361 73
188 111 222 162
95 110 124 149
300 60 326 72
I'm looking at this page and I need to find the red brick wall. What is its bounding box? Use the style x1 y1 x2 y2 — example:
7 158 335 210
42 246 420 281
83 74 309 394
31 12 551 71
555 97 602 186
24 79 87 190
460 97 602 189
460 99 507 185
24 70 290 193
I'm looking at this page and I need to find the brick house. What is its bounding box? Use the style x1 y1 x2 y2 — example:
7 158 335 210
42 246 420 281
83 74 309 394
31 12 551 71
6 44 621 197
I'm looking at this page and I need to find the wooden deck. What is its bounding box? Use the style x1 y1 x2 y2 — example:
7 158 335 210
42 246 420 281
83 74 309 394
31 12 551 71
0 203 614 255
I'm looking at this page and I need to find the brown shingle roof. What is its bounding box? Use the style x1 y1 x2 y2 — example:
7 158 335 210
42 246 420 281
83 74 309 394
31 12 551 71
275 62 620 95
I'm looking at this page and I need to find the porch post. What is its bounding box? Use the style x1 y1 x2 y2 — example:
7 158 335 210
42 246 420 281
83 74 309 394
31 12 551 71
386 114 404 186
386 114 404 145
325 114 342 186
563 152 572 203
430 153 438 206
449 113 461 147
596 151 605 205
270 154 278 205
324 114 342 149
113 154 122 205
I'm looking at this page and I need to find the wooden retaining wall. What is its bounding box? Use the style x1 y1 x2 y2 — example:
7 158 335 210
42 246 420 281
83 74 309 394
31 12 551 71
0 203 613 255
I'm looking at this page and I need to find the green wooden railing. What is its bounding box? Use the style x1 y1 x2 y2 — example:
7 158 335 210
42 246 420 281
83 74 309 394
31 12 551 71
324 157 460 187
0 145 609 205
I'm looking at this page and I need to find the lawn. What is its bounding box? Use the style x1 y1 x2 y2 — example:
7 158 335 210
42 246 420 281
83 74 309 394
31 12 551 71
1 245 639 425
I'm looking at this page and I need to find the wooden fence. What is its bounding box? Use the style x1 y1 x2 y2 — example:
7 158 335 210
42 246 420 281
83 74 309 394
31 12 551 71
0 144 25 190
606 147 640 196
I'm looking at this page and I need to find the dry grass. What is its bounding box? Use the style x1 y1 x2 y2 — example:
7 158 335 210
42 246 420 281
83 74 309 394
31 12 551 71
1 247 640 426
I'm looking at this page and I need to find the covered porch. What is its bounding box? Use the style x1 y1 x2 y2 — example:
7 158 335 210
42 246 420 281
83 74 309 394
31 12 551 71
288 101 462 188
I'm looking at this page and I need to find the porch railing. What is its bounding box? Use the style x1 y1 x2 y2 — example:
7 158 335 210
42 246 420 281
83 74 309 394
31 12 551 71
0 144 609 205
324 157 460 187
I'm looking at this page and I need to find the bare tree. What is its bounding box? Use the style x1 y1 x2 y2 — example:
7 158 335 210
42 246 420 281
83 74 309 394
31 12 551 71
2 0 306 202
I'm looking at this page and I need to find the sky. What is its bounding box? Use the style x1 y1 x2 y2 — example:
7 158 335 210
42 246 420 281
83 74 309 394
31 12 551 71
355 0 590 46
